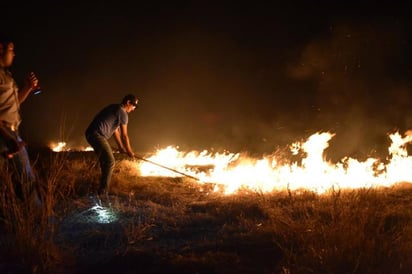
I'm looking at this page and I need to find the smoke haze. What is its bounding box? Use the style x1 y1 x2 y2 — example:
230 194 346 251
2 2 412 160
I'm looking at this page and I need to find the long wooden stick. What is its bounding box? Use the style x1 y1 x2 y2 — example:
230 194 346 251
134 156 200 181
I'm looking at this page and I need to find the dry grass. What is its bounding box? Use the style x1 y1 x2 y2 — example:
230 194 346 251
1 148 412 273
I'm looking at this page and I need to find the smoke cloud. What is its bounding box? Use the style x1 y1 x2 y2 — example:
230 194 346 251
3 3 411 160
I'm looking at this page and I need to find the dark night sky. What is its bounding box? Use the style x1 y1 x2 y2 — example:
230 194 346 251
2 1 412 159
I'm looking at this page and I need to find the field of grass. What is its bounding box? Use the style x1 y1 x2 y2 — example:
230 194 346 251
1 148 412 273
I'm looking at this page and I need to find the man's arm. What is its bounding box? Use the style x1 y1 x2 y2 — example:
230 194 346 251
119 124 135 157
113 128 125 153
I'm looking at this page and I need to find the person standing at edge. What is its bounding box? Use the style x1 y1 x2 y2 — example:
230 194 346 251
85 94 138 196
0 33 41 200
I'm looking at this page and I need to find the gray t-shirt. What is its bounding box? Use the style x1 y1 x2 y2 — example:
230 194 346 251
86 104 128 139
0 68 21 128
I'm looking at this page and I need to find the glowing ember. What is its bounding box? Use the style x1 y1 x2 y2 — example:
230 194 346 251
137 132 412 194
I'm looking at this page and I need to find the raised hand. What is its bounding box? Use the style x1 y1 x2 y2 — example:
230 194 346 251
26 71 40 92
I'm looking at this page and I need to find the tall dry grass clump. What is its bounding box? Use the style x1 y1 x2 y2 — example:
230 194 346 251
0 149 79 273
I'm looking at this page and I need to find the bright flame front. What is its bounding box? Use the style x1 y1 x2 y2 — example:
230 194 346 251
138 132 412 194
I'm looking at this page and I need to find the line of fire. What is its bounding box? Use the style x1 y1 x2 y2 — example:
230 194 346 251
49 131 412 195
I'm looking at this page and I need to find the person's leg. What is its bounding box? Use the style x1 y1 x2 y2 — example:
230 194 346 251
14 135 36 182
86 134 115 194
97 138 115 194
5 133 39 205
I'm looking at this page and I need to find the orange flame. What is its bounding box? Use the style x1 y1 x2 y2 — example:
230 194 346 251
49 142 94 152
138 132 412 194
49 131 412 195
50 141 67 152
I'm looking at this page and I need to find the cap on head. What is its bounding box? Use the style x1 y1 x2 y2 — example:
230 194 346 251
122 94 139 107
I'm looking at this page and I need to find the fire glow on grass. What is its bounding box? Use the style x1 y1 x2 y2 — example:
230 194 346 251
49 131 412 195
